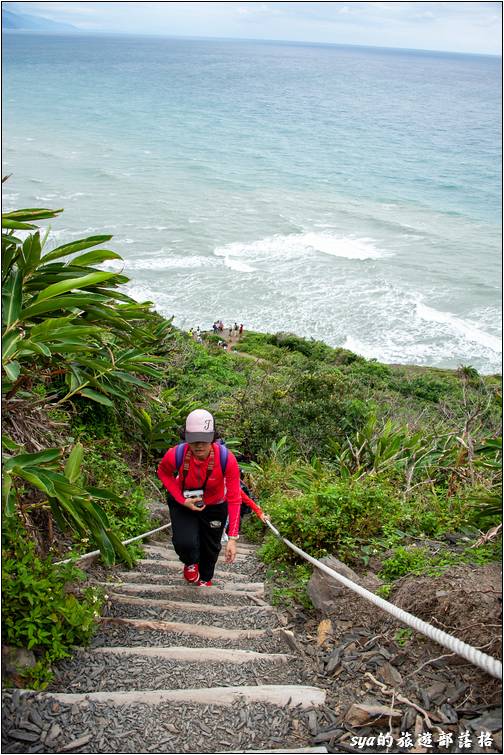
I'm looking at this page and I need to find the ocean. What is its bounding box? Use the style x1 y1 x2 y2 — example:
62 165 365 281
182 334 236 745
2 33 502 373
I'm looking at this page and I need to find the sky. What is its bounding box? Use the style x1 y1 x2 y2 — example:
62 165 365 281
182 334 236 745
4 1 503 55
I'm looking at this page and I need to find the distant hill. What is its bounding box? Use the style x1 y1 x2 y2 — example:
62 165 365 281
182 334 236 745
2 9 78 32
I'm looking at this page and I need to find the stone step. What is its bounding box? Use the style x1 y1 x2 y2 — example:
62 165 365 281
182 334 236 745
224 749 329 754
104 594 277 629
27 684 326 708
94 581 265 601
3 687 326 753
47 646 305 694
133 561 256 581
136 558 258 581
97 616 269 641
89 645 291 663
115 572 264 592
107 594 275 613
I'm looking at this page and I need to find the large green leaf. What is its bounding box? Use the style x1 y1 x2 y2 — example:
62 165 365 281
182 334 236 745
3 448 62 471
20 340 52 358
31 319 102 340
48 497 70 531
64 443 83 484
111 371 147 388
87 487 124 503
2 331 22 361
20 293 110 320
1 475 16 517
1 435 21 451
3 361 20 381
10 466 50 494
107 529 134 567
3 208 62 221
1 245 20 279
86 523 115 565
87 500 110 529
20 232 42 274
71 249 123 266
52 491 87 532
34 271 116 302
2 269 23 327
2 219 37 230
41 235 113 263
78 388 114 406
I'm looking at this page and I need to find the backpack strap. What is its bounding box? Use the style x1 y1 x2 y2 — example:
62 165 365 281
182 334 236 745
175 442 187 472
218 442 228 474
175 442 216 492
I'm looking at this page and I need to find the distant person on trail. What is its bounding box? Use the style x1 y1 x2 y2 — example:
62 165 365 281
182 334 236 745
157 410 241 586
239 323 244 336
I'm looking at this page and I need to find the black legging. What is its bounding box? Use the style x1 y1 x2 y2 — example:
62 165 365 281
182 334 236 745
167 497 228 581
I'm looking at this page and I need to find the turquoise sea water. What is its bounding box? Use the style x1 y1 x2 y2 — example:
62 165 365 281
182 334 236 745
2 34 502 373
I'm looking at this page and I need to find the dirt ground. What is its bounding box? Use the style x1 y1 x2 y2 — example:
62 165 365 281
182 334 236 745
283 562 502 753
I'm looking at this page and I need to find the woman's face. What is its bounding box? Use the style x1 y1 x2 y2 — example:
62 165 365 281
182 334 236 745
189 441 212 460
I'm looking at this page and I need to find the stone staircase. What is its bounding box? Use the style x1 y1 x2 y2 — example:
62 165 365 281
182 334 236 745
2 538 328 754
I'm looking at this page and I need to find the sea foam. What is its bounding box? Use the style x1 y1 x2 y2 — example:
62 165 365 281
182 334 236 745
416 302 501 353
214 231 388 267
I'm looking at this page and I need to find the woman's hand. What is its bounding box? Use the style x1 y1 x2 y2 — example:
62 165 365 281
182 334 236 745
225 539 237 563
184 497 206 512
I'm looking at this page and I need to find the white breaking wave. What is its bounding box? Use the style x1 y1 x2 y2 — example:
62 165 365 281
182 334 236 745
223 258 256 273
416 302 501 353
214 231 389 268
122 255 216 271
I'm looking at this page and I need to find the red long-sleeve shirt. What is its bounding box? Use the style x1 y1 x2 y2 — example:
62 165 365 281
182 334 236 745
157 444 242 537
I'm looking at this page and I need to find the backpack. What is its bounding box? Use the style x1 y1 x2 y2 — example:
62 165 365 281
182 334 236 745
174 440 229 476
174 442 253 503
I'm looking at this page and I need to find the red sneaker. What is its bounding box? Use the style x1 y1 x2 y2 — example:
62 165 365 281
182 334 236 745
197 580 213 587
183 564 199 583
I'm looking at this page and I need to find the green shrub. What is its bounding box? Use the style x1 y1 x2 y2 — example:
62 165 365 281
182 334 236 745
2 521 102 688
379 546 431 580
262 478 401 562
393 374 452 403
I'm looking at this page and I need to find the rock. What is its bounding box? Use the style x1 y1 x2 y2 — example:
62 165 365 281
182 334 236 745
468 707 502 732
425 682 447 705
377 661 402 687
344 702 401 727
2 645 37 674
145 499 170 526
8 729 40 743
325 648 341 674
316 619 332 647
59 734 92 751
307 556 381 613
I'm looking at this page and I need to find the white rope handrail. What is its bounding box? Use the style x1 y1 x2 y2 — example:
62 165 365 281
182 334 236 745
265 519 502 681
54 523 172 566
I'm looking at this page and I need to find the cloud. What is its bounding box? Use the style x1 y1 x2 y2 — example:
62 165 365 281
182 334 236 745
4 1 502 54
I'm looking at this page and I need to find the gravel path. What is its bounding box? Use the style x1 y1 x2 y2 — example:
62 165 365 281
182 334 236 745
2 692 312 754
134 561 265 579
47 652 307 693
104 584 262 607
90 624 288 653
103 601 277 629
2 538 325 754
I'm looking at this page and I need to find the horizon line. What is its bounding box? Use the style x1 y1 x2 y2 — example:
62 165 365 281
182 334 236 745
3 28 501 59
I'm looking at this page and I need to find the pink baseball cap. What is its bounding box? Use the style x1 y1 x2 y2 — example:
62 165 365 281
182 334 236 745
185 409 215 442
